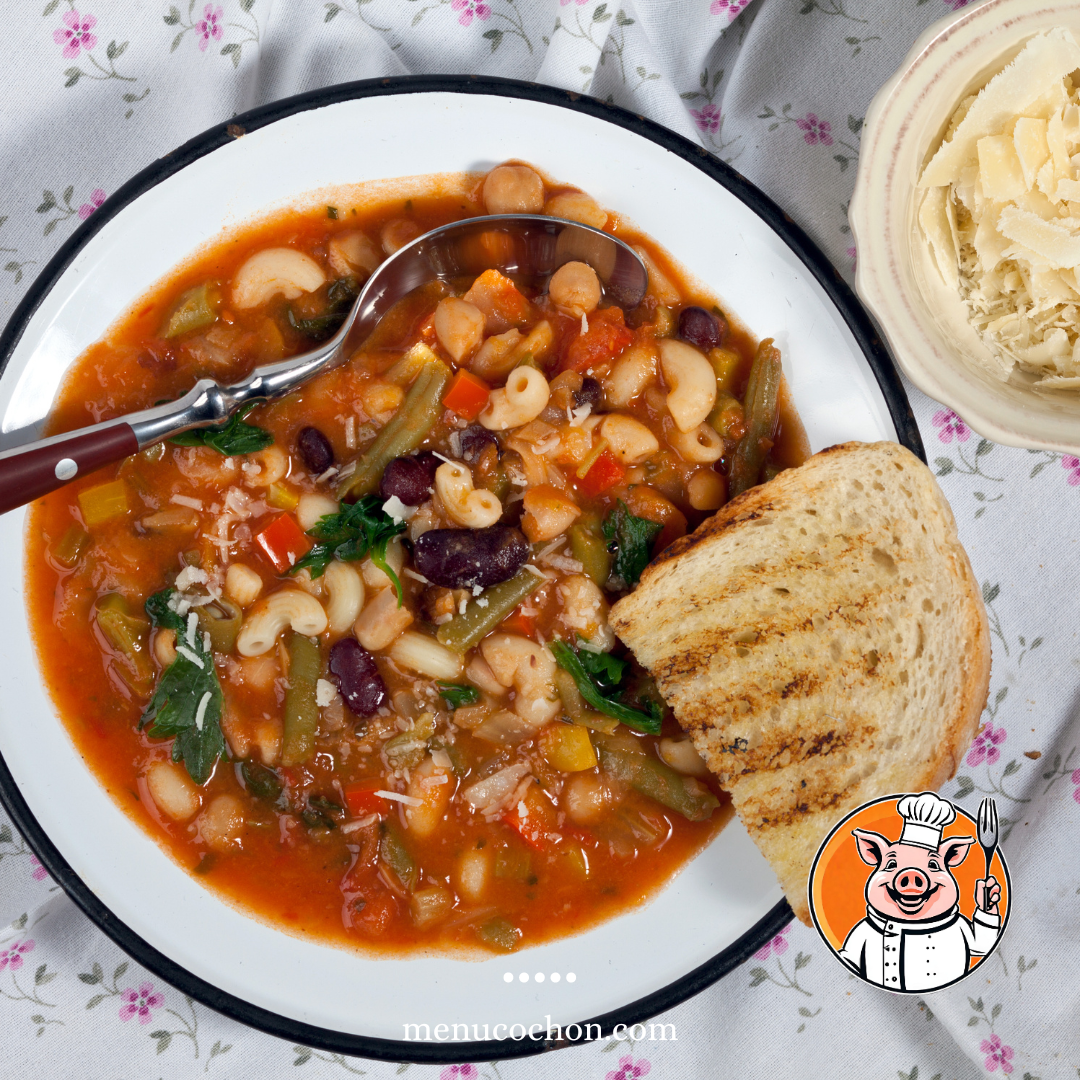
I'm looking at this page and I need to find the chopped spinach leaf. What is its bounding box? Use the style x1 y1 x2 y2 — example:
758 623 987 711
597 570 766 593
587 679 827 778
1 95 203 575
327 205 338 220
549 640 662 735
301 795 345 830
291 494 407 598
140 588 225 785
602 500 663 588
286 276 359 341
575 644 628 693
437 681 481 709
171 402 274 456
239 759 283 803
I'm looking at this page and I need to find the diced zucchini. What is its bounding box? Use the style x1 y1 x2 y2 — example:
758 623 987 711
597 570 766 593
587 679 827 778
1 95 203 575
78 480 129 527
52 523 91 567
162 283 221 338
476 916 521 953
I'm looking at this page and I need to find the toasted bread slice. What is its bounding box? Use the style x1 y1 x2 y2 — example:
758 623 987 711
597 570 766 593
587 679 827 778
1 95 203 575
609 441 990 925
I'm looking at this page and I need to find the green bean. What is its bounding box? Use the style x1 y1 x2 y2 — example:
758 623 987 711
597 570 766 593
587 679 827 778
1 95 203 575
593 733 720 822
475 916 521 953
380 819 418 891
281 631 321 767
162 283 220 338
569 514 612 587
337 359 451 501
436 569 542 653
95 593 153 693
52 523 91 568
727 338 781 499
196 597 242 654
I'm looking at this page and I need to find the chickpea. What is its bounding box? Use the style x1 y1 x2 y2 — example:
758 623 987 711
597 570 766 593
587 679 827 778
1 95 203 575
687 468 727 511
544 191 608 229
433 297 486 364
482 165 544 215
380 217 421 255
199 794 246 852
548 261 601 318
562 771 612 825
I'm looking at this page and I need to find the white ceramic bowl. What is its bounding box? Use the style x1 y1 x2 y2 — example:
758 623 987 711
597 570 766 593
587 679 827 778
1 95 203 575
0 77 918 1061
851 0 1080 452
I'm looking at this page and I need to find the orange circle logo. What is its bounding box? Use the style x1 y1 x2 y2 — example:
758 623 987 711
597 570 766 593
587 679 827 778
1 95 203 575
808 792 1010 993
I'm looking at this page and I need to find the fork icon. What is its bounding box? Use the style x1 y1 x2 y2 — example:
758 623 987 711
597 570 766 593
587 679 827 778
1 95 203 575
977 796 999 879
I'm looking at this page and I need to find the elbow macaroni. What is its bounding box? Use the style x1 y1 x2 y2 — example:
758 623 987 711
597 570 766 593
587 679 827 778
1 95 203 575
236 589 328 656
323 561 364 634
435 461 503 528
659 339 717 433
231 248 326 309
600 413 660 464
479 366 550 431
668 421 724 463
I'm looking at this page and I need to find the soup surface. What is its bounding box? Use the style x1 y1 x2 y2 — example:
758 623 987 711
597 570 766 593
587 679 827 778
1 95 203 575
26 164 808 955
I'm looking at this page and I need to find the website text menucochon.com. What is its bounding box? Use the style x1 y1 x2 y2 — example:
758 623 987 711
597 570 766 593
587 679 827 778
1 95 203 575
401 1018 678 1043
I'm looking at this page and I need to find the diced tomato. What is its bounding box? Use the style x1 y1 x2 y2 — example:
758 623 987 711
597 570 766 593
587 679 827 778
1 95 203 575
502 782 559 850
344 778 390 816
500 606 535 638
442 369 491 420
254 512 312 572
577 448 626 498
463 269 533 332
561 307 634 374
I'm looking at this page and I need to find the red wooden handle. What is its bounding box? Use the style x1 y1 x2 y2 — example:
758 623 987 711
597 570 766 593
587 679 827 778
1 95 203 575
0 423 139 515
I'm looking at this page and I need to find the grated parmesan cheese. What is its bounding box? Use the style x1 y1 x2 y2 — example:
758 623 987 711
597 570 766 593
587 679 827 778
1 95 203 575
918 28 1080 386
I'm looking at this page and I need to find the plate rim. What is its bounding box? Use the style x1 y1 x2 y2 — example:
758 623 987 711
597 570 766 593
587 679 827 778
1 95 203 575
0 73 924 1063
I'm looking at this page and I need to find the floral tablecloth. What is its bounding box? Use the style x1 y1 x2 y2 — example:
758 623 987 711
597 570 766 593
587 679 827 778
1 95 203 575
2 0 1079 1076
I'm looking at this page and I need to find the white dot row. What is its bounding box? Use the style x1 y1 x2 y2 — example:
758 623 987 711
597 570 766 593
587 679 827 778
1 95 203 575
502 972 576 984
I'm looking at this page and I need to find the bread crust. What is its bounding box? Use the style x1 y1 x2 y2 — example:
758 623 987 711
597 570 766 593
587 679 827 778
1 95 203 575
610 441 991 925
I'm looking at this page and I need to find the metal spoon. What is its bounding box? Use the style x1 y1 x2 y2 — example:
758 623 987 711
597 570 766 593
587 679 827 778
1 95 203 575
0 214 648 515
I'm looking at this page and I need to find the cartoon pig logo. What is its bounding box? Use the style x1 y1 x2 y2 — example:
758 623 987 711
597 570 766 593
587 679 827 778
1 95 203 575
809 792 1009 993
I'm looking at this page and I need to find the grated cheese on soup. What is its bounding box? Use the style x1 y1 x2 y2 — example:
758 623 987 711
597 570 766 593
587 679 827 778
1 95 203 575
917 28 1080 387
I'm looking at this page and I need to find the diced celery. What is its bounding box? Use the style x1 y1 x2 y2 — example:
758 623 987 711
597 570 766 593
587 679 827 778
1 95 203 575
707 346 742 393
568 514 611 587
78 480 129 527
52 523 91 568
476 917 521 953
380 819 418 891
196 597 242 654
162 283 221 339
95 593 153 693
266 483 299 511
495 844 532 882
410 887 453 929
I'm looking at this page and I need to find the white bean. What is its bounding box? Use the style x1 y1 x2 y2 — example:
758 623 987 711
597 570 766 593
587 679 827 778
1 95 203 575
146 760 201 821
544 191 608 229
658 737 710 777
480 633 559 726
327 231 382 278
224 563 263 608
456 846 492 902
390 631 463 681
434 297 486 363
360 537 405 590
354 587 413 651
199 794 246 852
659 338 717 433
232 248 325 309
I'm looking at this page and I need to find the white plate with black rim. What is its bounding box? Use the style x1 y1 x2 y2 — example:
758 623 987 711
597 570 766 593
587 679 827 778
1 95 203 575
0 76 921 1063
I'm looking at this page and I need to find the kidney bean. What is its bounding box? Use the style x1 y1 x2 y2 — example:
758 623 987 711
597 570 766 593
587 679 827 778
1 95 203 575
413 526 529 589
328 638 387 717
457 426 498 466
574 377 603 410
678 306 725 351
297 426 335 475
379 453 440 506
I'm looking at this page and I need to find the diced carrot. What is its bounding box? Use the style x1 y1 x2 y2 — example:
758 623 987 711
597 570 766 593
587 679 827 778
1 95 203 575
577 448 626 498
561 307 634 374
254 512 312 572
442 369 491 420
500 605 536 638
501 783 559 850
344 778 390 816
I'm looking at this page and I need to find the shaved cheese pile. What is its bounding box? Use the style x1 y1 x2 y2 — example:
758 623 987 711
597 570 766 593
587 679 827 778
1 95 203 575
917 28 1080 388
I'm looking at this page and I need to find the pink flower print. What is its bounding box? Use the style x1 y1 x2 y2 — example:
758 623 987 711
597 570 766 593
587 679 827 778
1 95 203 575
0 939 35 972
451 0 490 26
945 0 970 9
846 245 857 272
560 0 589 5
1071 767 1080 804
77 189 106 221
1062 455 1080 486
967 723 1006 767
932 408 970 444
795 113 833 147
118 982 164 1024
29 855 48 883
711 0 749 18
53 10 97 59
440 1067 478 1080
981 1035 1014 1074
606 1056 652 1080
196 5 224 52
690 104 722 135
753 923 790 960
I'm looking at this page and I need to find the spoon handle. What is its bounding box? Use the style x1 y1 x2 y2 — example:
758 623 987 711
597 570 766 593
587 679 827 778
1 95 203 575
0 422 139 515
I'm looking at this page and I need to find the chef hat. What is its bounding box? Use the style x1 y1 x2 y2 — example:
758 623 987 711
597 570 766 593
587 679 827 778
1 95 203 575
897 791 956 849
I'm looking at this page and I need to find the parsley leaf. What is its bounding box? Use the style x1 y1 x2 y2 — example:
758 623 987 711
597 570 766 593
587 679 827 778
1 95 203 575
549 640 662 735
171 402 274 456
291 495 407 596
602 500 663 588
140 588 226 785
287 277 359 342
437 682 481 709
575 645 628 692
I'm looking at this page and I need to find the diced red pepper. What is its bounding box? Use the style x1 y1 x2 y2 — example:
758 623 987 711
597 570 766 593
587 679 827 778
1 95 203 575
254 512 312 572
577 448 626 498
344 778 390 816
561 307 634 374
501 784 559 850
442 369 491 420
500 606 536 638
